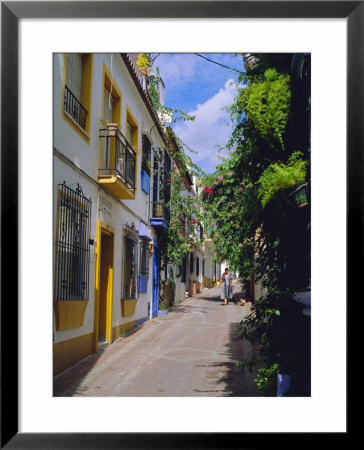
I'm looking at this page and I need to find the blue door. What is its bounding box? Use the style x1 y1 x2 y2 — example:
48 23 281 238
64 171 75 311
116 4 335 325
152 239 160 316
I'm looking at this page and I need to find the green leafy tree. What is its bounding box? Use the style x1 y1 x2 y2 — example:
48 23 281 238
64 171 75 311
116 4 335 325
240 68 291 150
203 54 310 396
257 151 308 207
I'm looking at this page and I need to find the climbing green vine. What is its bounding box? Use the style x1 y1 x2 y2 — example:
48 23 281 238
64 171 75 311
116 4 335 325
257 151 308 207
202 53 311 396
240 68 291 150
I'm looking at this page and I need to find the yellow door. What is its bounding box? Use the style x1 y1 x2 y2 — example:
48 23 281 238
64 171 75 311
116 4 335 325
98 229 114 344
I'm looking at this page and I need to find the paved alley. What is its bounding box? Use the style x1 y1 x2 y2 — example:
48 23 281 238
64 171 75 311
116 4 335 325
54 286 259 397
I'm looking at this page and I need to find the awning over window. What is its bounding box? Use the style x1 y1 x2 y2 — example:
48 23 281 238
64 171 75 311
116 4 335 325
139 221 152 240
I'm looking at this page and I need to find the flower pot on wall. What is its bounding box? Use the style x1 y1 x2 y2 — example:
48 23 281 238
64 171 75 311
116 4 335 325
53 300 88 331
155 202 164 218
138 66 148 77
121 299 137 317
106 123 118 136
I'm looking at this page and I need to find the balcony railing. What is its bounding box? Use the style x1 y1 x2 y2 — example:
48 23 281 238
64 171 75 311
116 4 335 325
99 128 136 192
64 85 88 130
150 201 170 226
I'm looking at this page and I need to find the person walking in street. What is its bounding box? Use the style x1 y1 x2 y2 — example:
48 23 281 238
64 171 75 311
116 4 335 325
220 267 234 305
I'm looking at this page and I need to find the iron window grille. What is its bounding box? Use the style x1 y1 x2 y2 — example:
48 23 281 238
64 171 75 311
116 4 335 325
139 237 150 276
142 134 152 175
151 147 171 223
122 230 138 299
64 85 88 130
196 257 200 276
189 253 194 274
181 256 187 283
55 182 92 300
199 225 204 241
99 128 136 192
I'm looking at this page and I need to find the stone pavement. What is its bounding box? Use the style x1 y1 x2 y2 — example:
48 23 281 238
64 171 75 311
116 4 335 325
53 283 260 397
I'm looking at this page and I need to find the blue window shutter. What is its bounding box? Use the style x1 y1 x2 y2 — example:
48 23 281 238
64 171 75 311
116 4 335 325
139 275 149 293
141 170 150 194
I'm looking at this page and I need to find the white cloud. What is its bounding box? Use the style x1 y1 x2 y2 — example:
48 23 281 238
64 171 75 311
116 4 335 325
154 53 199 86
173 79 237 174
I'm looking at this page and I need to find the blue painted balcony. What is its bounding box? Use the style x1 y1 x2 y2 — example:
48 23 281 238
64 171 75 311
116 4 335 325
150 201 170 230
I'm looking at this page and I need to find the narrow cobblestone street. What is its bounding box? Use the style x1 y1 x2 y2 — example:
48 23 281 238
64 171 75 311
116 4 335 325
54 285 259 397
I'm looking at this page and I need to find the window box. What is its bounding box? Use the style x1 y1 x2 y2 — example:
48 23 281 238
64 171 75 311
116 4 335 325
54 300 88 331
121 298 138 317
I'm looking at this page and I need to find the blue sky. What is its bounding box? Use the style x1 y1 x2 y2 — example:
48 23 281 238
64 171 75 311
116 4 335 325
151 53 244 174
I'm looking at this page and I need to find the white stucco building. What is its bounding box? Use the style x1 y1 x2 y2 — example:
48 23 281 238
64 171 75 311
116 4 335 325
53 53 176 375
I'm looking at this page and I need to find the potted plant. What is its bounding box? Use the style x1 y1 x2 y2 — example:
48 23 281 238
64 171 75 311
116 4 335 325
102 119 119 136
255 363 280 396
155 202 164 218
158 298 168 316
257 151 309 209
136 53 152 77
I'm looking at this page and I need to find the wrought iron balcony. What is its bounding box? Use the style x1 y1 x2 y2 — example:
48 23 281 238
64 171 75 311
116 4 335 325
98 128 136 200
64 85 88 130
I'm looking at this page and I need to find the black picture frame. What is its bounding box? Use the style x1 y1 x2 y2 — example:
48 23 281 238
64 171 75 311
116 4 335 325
1 1 356 448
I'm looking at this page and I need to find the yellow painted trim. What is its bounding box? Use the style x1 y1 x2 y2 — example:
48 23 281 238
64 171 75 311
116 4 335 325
112 321 135 342
102 62 122 125
106 231 114 345
98 176 135 200
82 54 94 134
203 276 218 288
54 300 89 331
121 299 138 317
93 220 115 352
125 105 139 192
54 332 94 376
61 53 93 144
102 222 114 346
100 63 123 174
93 220 101 352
